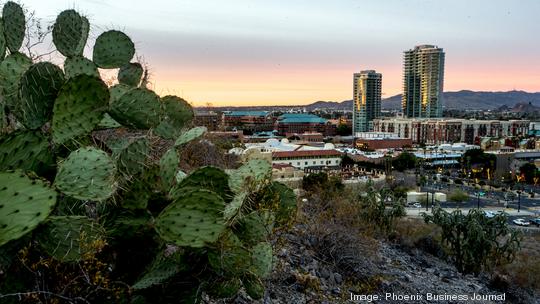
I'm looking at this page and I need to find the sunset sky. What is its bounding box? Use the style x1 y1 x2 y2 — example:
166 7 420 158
26 0 540 106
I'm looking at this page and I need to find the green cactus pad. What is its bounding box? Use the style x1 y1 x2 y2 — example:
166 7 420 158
38 216 105 262
206 277 242 299
159 148 178 191
64 56 99 79
0 20 7 61
228 159 272 193
132 249 187 290
174 126 207 147
243 274 265 300
122 177 151 209
109 87 161 129
118 62 143 87
208 231 250 276
2 2 25 53
0 130 54 176
97 113 121 129
224 192 247 222
17 62 65 129
113 137 149 177
234 211 270 246
52 75 109 144
55 147 117 201
0 171 57 247
92 30 135 69
250 241 272 278
170 166 232 201
270 182 297 226
154 96 194 139
155 189 226 248
108 83 130 105
0 52 32 110
52 10 89 57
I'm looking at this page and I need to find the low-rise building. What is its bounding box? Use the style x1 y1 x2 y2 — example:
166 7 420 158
223 111 274 133
271 149 342 170
373 117 530 144
354 132 412 150
194 111 222 131
275 113 336 136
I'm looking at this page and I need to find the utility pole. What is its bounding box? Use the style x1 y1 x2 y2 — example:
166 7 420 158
518 190 521 213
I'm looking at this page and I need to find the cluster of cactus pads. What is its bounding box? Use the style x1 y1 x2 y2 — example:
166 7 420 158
0 2 296 302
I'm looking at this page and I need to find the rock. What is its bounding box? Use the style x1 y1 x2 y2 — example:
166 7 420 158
334 273 343 284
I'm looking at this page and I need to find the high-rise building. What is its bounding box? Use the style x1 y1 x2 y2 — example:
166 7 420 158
402 45 445 118
352 70 382 133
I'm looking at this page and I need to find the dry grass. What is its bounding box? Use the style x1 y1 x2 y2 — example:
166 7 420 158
497 233 540 292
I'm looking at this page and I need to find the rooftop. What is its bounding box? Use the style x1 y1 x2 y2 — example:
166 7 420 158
277 113 327 124
224 111 269 117
272 150 342 158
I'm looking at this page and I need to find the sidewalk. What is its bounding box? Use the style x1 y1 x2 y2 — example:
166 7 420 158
405 207 537 217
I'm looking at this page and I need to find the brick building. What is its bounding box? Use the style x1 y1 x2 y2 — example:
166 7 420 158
275 113 336 136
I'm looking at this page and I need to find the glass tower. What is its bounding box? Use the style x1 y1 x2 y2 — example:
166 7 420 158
353 70 382 134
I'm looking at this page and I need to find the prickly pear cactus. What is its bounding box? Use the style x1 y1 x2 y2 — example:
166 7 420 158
55 147 117 201
171 166 232 201
156 189 226 247
0 52 32 110
118 62 143 87
38 216 105 262
0 130 54 176
17 62 65 129
2 1 25 53
93 30 135 69
113 137 149 177
63 56 99 79
109 87 161 129
159 148 179 190
0 171 57 246
155 96 194 139
52 74 109 144
228 159 272 193
0 21 6 60
52 10 89 57
174 126 207 147
132 248 186 290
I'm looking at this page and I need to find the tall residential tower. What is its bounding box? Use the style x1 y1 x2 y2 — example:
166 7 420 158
353 70 382 133
402 45 445 118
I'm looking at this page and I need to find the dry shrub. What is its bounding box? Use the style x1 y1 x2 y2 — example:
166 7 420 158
178 139 239 172
497 233 540 292
392 218 445 258
300 188 380 280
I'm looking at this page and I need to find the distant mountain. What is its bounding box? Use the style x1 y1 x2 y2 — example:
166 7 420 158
305 90 540 111
196 90 540 112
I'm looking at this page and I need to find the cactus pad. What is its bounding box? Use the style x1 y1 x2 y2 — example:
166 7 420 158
113 137 149 176
92 30 135 69
174 126 207 147
175 170 187 183
234 211 270 246
159 148 179 190
52 75 109 144
0 20 6 60
206 277 242 299
0 52 32 110
109 87 161 129
249 241 272 278
228 159 272 193
108 83 130 104
156 189 226 248
208 231 249 276
2 2 25 53
38 216 105 262
55 147 117 201
171 166 232 201
97 113 121 129
0 171 57 246
118 62 143 87
17 62 65 129
132 249 186 290
154 96 194 139
64 56 99 79
224 192 247 222
52 10 89 57
0 130 54 176
270 182 297 226
243 274 265 300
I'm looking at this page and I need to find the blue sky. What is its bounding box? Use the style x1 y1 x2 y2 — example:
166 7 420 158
23 0 540 105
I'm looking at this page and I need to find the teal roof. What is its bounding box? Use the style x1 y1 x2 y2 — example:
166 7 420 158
224 111 269 117
277 113 327 124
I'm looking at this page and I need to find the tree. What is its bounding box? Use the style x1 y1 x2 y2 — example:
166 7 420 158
461 149 496 179
519 163 539 184
336 123 352 136
393 152 417 172
361 186 405 233
448 189 469 203
423 208 521 275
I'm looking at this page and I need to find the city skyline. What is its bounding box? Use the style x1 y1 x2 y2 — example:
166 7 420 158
25 0 540 106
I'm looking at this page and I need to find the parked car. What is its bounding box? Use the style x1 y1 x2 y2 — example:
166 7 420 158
413 203 422 208
530 218 540 227
512 219 530 226
483 211 496 218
